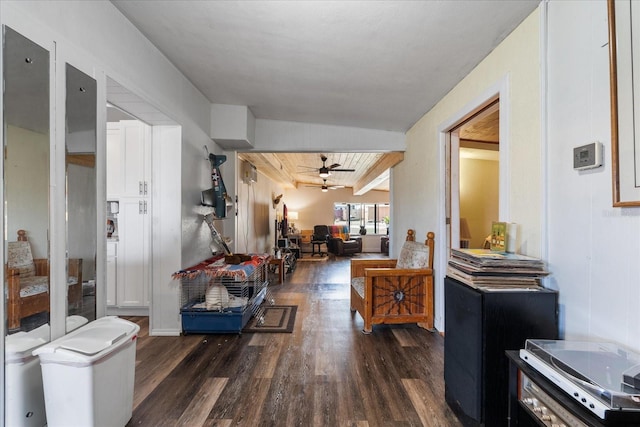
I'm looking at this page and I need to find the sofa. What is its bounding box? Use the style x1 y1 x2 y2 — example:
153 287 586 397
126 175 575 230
327 225 362 256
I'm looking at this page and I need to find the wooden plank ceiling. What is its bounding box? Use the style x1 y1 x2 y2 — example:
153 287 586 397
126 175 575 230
238 152 404 194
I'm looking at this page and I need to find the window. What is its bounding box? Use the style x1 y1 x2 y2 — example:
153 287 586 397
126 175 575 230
333 203 389 235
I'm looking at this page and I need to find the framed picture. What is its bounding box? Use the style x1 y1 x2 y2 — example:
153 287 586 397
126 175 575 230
609 0 640 206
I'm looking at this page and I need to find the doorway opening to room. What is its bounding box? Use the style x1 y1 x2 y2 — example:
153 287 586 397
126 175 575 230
446 99 500 255
105 77 182 335
235 152 400 258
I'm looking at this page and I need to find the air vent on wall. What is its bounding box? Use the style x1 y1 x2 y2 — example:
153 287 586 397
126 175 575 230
242 161 257 184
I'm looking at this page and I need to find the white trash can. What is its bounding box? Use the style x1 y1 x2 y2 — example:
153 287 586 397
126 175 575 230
32 316 140 427
6 316 89 427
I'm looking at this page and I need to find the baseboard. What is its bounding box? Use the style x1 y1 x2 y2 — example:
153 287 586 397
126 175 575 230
149 328 181 336
106 306 149 316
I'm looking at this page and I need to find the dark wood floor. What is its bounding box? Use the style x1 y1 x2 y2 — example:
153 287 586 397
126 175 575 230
126 254 462 427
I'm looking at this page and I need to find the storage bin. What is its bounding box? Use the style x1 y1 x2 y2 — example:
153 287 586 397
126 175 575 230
32 316 140 427
5 316 89 427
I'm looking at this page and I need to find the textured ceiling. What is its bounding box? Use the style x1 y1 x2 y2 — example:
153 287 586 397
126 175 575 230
112 0 538 132
109 1 524 192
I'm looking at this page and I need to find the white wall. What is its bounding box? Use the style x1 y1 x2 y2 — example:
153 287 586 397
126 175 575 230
235 165 285 254
254 119 405 152
546 1 640 351
5 126 49 258
398 8 542 330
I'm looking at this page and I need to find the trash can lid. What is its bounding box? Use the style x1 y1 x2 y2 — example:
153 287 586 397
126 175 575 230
5 324 49 361
57 326 128 355
66 315 89 332
33 316 139 361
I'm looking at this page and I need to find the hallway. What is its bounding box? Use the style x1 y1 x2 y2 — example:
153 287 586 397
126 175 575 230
126 255 459 427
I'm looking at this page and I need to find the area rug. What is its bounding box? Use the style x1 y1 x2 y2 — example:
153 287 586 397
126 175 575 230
297 255 328 262
244 305 297 333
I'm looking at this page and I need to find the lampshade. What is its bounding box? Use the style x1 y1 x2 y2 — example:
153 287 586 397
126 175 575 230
321 187 328 192
288 211 299 220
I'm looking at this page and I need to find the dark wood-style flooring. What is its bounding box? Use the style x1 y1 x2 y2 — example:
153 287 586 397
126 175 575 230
126 254 462 427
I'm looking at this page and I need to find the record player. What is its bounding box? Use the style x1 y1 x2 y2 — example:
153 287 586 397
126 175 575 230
520 339 640 423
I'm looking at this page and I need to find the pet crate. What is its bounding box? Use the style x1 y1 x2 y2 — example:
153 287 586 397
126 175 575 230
175 255 271 334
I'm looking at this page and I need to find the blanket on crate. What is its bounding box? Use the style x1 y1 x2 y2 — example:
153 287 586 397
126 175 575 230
172 254 269 281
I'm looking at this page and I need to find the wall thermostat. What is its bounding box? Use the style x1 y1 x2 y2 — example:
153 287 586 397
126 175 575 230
573 142 603 170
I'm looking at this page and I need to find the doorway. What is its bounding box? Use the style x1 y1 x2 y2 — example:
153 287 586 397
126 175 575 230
105 77 182 335
452 100 500 250
441 90 506 270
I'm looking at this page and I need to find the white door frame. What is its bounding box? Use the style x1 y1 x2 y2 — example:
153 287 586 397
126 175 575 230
435 75 510 328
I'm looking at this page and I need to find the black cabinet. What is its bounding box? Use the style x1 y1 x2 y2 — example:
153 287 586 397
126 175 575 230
444 276 558 427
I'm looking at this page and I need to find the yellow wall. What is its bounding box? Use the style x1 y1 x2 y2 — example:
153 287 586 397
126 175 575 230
396 8 541 257
460 157 499 248
394 8 541 329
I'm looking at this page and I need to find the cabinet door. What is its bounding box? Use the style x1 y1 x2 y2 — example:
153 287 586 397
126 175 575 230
121 120 150 198
106 242 117 306
106 126 123 198
117 198 149 307
444 278 483 421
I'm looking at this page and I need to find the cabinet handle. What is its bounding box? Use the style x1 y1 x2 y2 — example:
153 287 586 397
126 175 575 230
139 201 143 214
139 181 143 195
144 181 148 195
144 200 148 214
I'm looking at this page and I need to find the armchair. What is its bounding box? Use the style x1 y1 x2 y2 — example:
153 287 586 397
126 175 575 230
6 230 83 330
7 231 50 331
327 225 362 256
350 229 435 334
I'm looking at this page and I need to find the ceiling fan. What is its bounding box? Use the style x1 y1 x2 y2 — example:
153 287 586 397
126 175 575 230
305 179 345 192
299 154 356 178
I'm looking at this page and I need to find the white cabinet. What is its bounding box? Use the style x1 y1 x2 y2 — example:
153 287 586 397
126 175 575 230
106 121 151 199
115 199 150 307
106 120 151 310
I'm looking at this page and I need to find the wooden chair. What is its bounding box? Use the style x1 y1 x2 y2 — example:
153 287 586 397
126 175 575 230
6 230 82 330
7 230 50 330
350 229 435 334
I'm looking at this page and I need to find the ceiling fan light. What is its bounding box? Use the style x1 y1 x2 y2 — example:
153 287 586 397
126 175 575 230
321 186 328 192
319 167 331 178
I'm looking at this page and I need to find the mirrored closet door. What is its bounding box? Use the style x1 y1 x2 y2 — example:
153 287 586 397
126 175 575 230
65 63 97 329
3 25 51 427
3 26 51 336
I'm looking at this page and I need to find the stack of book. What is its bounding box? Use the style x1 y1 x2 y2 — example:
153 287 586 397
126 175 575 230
447 248 549 288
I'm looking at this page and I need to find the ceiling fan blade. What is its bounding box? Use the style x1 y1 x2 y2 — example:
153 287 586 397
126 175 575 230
328 185 345 190
328 163 341 169
329 168 355 172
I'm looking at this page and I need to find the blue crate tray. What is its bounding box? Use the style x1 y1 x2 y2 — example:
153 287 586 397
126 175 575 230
181 286 266 334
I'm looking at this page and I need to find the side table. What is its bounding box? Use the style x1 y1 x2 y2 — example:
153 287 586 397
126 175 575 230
268 257 285 284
